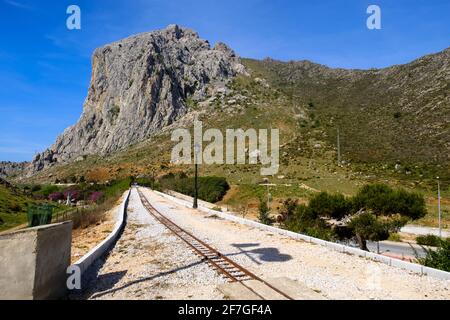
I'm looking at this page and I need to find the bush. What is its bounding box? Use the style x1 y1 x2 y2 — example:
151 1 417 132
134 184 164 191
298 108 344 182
135 177 161 190
277 184 426 251
10 202 22 212
48 192 64 202
160 175 230 203
277 198 298 224
348 212 390 242
63 190 81 201
308 192 352 219
418 239 450 272
333 225 354 241
393 111 402 119
388 233 402 242
38 185 59 197
416 234 443 247
32 194 46 200
352 184 426 219
258 199 274 225
88 191 104 204
57 177 133 230
103 177 132 199
281 203 333 240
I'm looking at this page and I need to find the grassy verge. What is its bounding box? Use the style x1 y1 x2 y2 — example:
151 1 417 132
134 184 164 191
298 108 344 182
57 177 132 230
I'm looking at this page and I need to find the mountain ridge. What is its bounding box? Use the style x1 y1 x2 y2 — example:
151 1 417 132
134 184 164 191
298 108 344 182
28 24 246 174
0 26 448 182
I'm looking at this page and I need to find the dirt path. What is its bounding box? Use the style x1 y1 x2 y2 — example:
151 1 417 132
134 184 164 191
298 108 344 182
142 188 449 300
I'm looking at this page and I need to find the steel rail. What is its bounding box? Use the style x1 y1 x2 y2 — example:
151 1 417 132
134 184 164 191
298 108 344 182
137 187 294 300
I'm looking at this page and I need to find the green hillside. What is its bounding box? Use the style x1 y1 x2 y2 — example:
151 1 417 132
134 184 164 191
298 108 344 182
15 52 449 228
0 179 33 231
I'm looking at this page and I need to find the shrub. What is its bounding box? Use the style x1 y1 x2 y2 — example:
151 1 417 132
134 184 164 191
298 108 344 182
280 203 333 240
393 111 402 119
160 175 230 203
388 233 402 242
277 184 426 251
39 185 59 197
10 202 22 212
88 191 104 204
48 192 64 202
348 212 390 243
333 225 354 241
418 239 450 272
32 194 46 200
135 177 161 190
63 190 81 201
277 198 298 224
258 199 274 225
352 184 426 219
103 177 133 198
416 234 442 247
308 192 352 219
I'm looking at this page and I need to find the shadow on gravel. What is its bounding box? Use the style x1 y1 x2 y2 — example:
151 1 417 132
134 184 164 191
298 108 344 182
231 243 292 264
89 259 205 299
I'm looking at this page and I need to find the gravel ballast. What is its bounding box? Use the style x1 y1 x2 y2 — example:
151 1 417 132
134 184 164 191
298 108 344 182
74 188 227 300
141 188 449 300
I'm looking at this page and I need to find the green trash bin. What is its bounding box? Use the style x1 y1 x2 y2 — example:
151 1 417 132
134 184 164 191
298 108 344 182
27 204 54 227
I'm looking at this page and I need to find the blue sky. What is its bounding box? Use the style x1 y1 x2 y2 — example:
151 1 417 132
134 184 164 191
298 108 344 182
0 0 449 162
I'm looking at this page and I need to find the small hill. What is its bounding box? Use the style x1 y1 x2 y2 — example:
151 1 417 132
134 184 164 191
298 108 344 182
0 178 32 231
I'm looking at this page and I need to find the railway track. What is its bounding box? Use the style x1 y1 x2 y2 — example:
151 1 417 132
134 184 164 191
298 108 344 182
136 187 294 300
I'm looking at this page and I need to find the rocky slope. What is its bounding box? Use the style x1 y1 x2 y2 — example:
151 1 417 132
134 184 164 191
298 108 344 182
17 25 449 181
245 47 450 165
0 161 28 179
30 25 245 173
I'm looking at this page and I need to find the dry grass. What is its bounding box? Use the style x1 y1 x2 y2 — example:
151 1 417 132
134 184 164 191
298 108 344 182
70 196 120 230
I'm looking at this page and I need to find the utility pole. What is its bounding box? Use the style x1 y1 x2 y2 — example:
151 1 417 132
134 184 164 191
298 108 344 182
337 128 341 165
437 176 441 238
193 143 200 209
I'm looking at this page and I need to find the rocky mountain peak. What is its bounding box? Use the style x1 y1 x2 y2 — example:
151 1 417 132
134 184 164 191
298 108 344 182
29 25 246 173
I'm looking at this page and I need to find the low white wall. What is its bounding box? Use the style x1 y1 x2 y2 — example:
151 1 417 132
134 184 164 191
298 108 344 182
72 189 131 275
155 190 450 281
166 190 229 212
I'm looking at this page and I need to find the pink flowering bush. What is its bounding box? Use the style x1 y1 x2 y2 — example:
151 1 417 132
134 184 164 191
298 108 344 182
48 192 64 202
89 191 104 204
63 190 81 201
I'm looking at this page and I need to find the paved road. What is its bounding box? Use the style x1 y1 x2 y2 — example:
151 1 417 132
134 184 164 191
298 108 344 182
401 225 449 238
366 241 428 258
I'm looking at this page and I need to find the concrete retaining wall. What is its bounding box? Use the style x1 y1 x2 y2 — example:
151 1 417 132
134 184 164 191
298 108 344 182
155 190 450 280
71 189 131 275
0 221 73 300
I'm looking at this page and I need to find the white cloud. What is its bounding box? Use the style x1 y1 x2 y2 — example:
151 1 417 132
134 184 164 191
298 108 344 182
4 0 33 10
